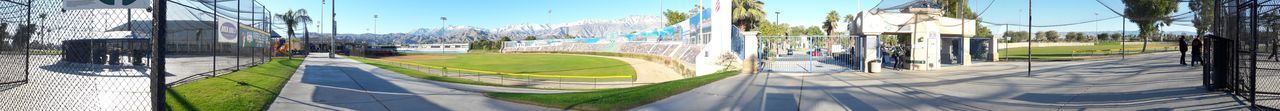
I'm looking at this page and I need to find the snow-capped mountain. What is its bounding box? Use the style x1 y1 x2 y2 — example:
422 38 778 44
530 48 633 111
343 15 666 44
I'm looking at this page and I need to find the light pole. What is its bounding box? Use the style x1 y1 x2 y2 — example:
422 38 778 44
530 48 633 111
329 0 337 58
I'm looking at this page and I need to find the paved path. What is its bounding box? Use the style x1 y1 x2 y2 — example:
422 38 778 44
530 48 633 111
636 52 1254 111
269 53 568 111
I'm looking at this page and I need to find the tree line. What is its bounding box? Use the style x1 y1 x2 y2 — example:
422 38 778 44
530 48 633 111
1000 30 1189 43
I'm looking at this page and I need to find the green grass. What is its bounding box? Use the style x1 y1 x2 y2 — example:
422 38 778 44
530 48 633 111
398 53 635 77
348 56 505 87
164 58 304 111
486 70 741 111
1000 44 1177 61
30 50 61 55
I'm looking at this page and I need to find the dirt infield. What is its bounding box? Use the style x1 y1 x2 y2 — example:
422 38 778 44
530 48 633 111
376 55 456 61
570 54 684 83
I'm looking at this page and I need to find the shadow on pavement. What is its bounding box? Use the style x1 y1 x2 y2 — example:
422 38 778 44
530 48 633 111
1011 86 1206 104
301 65 445 111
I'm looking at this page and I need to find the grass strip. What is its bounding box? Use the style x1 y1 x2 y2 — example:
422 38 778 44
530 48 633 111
164 58 303 111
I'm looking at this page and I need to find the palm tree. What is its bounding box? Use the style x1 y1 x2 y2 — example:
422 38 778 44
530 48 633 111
822 10 839 36
844 14 856 36
275 9 313 55
733 0 766 31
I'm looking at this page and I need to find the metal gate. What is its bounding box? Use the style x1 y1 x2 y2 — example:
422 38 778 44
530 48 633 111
0 0 29 87
758 36 861 73
1211 0 1280 110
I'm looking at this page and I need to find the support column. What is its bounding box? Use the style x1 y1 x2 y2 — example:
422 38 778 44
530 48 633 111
992 36 1000 61
744 32 759 73
863 35 880 73
961 37 971 65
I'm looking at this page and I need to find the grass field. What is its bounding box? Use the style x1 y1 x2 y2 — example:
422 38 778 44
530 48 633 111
486 71 740 111
384 53 636 77
349 56 507 87
165 58 303 111
1000 44 1177 61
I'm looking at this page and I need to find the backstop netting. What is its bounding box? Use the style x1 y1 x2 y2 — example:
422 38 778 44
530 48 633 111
0 0 276 110
503 8 725 75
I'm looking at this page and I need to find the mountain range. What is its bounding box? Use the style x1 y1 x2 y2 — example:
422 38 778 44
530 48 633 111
331 15 665 44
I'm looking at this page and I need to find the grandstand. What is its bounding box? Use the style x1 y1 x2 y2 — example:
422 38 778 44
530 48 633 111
504 4 743 76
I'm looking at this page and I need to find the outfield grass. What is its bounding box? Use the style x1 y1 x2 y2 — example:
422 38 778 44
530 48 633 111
486 70 741 111
392 53 636 77
165 58 303 111
1000 44 1177 61
348 56 506 87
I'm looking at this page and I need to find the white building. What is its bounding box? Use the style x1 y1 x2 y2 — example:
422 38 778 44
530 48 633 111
847 0 998 71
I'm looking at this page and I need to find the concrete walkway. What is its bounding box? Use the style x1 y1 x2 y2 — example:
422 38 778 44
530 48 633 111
635 52 1254 111
268 53 569 111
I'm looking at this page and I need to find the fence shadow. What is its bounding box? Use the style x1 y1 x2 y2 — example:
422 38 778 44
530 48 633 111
300 65 446 110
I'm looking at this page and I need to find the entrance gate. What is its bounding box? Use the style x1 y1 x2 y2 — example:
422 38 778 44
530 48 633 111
758 36 862 74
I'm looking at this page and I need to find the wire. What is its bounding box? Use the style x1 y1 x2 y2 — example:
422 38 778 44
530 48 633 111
981 15 1123 27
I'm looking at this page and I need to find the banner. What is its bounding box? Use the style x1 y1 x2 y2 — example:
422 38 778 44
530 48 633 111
64 0 151 10
217 17 239 43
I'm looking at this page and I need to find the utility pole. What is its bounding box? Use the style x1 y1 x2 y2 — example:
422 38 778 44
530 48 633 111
330 0 337 58
1027 0 1032 77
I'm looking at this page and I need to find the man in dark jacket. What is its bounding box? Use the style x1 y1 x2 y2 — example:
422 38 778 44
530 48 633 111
1179 36 1188 65
1191 37 1204 66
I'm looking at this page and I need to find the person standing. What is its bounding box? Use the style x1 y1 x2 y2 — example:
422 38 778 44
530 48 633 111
1191 36 1204 66
1179 36 1188 65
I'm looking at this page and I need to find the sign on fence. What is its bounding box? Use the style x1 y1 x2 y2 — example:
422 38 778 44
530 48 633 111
64 0 152 10
217 17 239 43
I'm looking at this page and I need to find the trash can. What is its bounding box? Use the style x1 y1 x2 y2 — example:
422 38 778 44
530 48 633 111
868 60 882 73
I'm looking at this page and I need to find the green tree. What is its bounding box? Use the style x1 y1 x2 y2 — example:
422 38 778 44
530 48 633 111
10 24 33 50
0 23 8 50
1123 0 1178 52
274 9 313 52
937 0 993 38
1097 33 1111 41
733 0 766 31
1189 0 1214 37
662 9 691 26
1003 31 1029 42
524 36 537 40
1045 30 1060 42
843 14 856 36
822 10 840 36
758 20 789 36
500 36 512 41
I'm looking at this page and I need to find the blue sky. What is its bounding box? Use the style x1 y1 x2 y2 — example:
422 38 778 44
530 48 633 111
261 0 708 34
261 0 1197 35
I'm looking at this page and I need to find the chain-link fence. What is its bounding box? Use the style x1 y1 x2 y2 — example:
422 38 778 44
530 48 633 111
0 0 276 110
163 0 274 86
1209 0 1280 110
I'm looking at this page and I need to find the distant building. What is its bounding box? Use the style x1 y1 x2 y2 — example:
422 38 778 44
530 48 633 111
848 0 996 71
398 44 469 53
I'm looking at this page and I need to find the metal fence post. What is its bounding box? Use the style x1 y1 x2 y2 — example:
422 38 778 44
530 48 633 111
151 0 169 110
